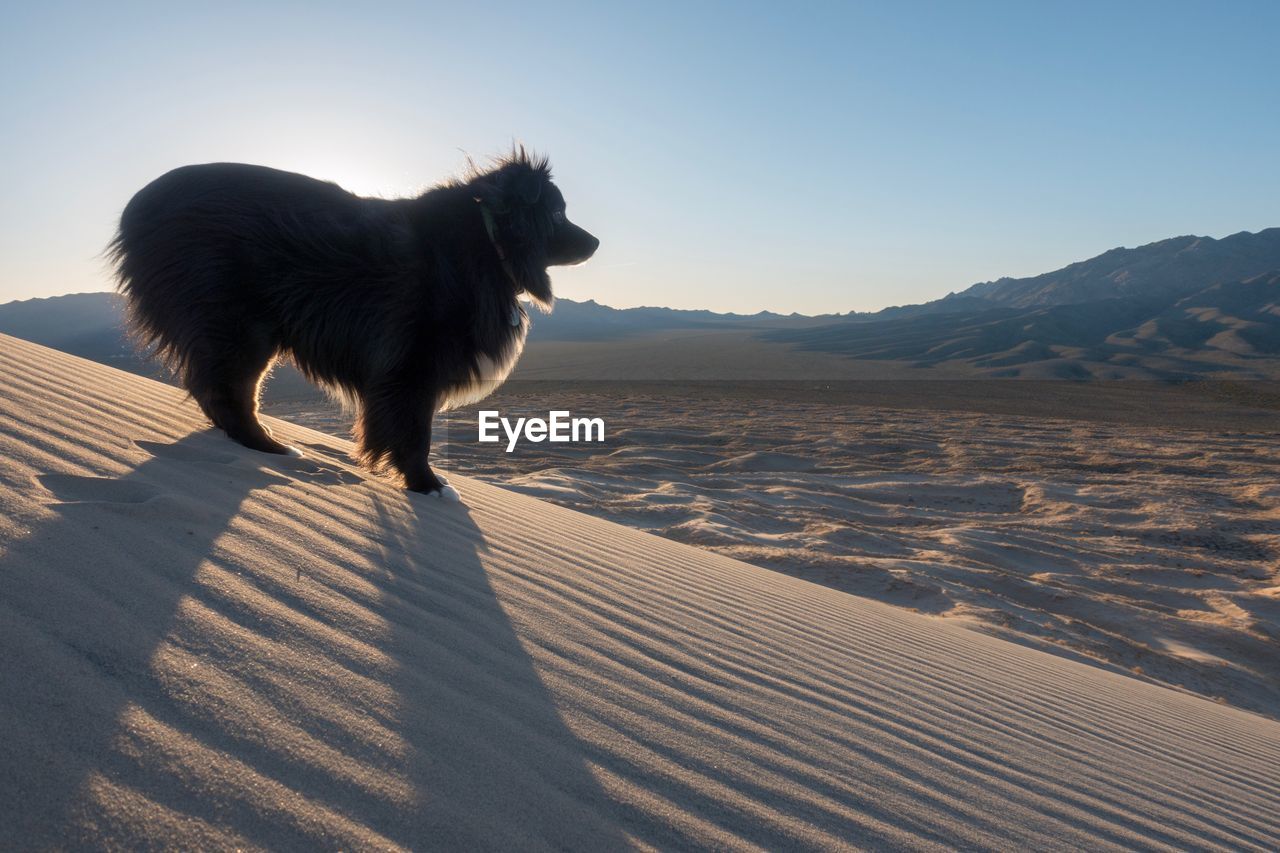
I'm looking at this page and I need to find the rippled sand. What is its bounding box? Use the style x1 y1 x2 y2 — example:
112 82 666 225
269 382 1280 719
6 334 1279 848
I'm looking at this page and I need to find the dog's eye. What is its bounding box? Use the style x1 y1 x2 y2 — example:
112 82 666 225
552 209 566 224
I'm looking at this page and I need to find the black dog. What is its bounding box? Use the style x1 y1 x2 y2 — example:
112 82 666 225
110 150 598 499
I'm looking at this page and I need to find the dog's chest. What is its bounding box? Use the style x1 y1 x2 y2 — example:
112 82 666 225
438 302 528 411
476 297 528 369
488 299 527 349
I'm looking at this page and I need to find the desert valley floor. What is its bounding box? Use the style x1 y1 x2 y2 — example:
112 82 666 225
267 380 1280 720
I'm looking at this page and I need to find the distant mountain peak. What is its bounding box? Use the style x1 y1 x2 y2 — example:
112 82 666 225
953 227 1280 310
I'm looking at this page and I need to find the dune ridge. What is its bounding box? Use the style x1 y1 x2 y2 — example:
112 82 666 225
1 333 1278 850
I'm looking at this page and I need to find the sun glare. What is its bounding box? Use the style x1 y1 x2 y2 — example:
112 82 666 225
273 157 415 198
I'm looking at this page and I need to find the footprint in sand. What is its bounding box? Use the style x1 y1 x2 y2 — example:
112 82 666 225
269 441 362 485
134 439 237 465
271 456 360 486
37 474 160 505
295 440 349 461
138 435 356 486
38 442 289 522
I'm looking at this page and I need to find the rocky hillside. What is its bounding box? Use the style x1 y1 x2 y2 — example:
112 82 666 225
947 228 1280 309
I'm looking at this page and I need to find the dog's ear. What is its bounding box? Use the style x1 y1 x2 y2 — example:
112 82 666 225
475 164 544 211
509 169 543 206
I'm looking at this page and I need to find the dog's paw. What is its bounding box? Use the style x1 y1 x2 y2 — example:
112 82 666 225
284 446 305 458
435 483 462 502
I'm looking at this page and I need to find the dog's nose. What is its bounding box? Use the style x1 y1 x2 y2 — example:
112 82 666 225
585 233 600 257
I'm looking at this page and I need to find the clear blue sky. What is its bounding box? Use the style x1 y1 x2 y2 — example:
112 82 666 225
2 1 1277 314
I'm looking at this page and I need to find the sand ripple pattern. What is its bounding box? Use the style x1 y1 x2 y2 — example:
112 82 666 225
5 336 1276 850
390 391 1280 721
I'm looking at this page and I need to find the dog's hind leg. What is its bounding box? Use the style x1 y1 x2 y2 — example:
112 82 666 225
186 332 294 456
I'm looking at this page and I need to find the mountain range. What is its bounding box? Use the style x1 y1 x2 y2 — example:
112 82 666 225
2 227 1277 380
765 228 1280 378
946 229 1280 308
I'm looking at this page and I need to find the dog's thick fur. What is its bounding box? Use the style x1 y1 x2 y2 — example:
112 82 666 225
109 151 598 495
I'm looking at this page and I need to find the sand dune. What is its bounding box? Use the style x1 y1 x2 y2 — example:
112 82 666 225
274 381 1280 718
379 388 1280 721
2 333 1279 850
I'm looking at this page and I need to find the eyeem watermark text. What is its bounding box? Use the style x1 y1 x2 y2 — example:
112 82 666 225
478 410 605 452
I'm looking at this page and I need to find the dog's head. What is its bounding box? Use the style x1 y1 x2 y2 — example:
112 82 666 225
469 150 599 310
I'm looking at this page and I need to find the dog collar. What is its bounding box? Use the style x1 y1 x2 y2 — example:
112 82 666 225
478 203 523 291
479 204 505 261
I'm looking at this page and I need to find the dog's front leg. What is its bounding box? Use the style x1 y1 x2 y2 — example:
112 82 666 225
399 409 461 502
358 384 460 501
